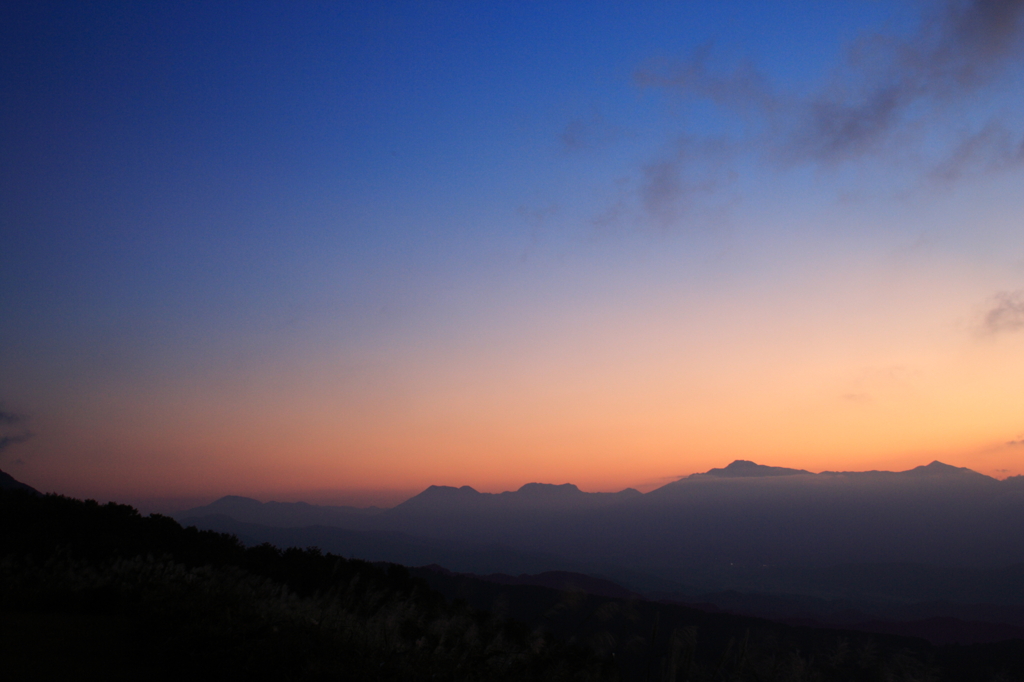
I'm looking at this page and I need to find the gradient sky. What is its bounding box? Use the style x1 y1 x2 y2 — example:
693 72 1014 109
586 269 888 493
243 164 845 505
2 1 1024 511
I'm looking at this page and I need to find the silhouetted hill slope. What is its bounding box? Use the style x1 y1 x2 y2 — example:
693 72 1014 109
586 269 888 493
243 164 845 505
412 565 1024 681
184 513 586 576
419 560 1024 647
176 494 382 528
189 512 1024 606
817 616 1024 647
657 585 1024 645
0 489 610 681
429 566 638 600
672 573 1024 622
0 469 38 494
5 488 1024 680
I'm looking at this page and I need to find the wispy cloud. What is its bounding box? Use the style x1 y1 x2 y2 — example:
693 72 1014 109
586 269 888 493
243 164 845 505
790 0 1024 165
0 410 25 426
635 45 778 116
0 433 32 453
983 290 1024 334
0 408 33 455
636 1 1024 174
930 122 1024 181
637 136 736 227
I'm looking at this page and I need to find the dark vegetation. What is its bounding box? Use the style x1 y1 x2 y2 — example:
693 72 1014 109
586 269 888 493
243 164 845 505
3 488 1023 680
0 490 607 681
415 569 1024 682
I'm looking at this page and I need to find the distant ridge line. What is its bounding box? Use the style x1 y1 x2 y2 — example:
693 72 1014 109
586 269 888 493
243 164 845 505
176 459 999 520
691 460 812 478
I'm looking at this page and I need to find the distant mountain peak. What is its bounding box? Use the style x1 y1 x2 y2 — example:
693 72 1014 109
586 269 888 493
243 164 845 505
422 485 480 494
516 482 582 495
217 495 263 504
404 485 482 502
905 461 980 476
694 460 811 478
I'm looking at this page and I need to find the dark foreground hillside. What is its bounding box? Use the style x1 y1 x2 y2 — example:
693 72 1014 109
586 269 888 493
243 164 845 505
2 489 1023 681
0 489 607 681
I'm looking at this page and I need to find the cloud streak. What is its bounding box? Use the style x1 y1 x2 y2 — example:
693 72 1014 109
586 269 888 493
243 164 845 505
635 135 737 228
636 1 1024 173
0 410 25 426
983 290 1024 334
0 408 32 455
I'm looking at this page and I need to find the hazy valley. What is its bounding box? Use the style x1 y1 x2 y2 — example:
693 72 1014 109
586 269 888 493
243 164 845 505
166 460 1024 645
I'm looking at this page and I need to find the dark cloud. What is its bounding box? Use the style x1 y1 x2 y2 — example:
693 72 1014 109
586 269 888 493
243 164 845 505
0 409 26 426
0 433 32 453
641 160 685 223
636 137 735 226
0 408 32 454
635 46 777 115
637 1 1024 169
639 157 725 227
930 122 1024 181
1008 441 1023 447
983 290 1024 334
586 2 1024 230
793 0 1024 164
928 0 1024 86
791 83 908 163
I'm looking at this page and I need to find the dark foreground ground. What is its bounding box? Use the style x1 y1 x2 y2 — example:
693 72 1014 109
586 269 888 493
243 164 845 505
2 489 1023 681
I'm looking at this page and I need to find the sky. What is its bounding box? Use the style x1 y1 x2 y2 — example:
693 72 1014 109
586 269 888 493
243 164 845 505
2 1 1024 511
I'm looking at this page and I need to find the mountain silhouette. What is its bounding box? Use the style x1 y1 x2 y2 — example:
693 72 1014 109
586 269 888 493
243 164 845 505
0 469 38 494
903 460 991 478
177 495 382 528
182 513 585 576
392 482 641 513
174 460 1024 605
692 460 811 478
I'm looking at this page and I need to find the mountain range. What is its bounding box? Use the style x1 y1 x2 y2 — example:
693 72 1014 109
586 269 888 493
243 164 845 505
174 461 1024 604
